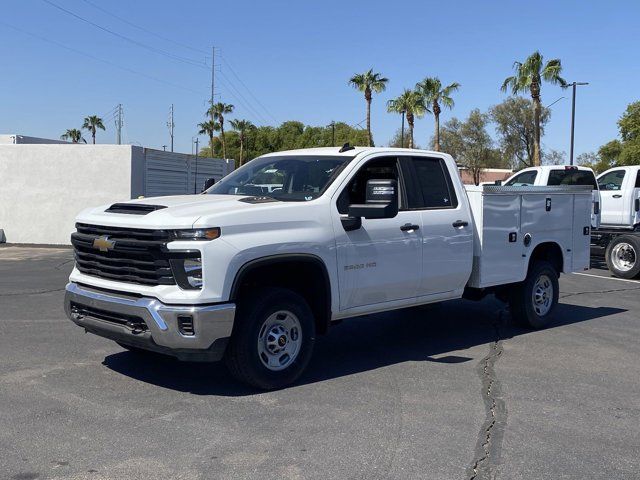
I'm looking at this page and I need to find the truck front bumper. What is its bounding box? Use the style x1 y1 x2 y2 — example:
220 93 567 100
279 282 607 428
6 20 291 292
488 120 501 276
64 282 235 361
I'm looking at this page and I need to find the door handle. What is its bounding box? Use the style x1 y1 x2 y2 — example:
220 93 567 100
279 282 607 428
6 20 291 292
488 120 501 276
452 220 469 228
612 194 622 198
400 223 420 232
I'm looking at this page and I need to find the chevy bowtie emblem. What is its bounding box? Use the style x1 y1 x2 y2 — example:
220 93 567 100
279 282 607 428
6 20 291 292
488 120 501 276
93 235 115 252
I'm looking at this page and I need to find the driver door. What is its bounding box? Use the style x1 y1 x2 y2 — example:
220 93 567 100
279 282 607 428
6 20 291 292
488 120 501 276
332 156 422 310
598 169 626 225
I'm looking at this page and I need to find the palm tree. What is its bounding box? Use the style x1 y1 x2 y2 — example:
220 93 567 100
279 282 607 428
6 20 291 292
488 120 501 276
386 89 428 149
501 51 566 166
230 119 255 166
349 69 389 147
61 129 85 144
81 115 105 144
206 102 234 159
416 77 460 151
198 120 220 156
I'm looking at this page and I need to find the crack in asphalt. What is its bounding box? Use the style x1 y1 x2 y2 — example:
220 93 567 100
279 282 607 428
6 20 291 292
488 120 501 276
560 286 640 299
0 287 65 297
468 313 507 480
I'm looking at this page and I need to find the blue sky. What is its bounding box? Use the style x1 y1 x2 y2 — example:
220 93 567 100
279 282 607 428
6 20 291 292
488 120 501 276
1 0 639 158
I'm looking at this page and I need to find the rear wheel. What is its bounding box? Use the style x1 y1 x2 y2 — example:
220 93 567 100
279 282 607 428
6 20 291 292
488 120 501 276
606 235 640 279
509 261 559 329
225 288 315 390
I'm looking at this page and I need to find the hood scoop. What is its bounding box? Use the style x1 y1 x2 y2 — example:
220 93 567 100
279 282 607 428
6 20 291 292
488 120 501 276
105 203 168 215
239 196 280 204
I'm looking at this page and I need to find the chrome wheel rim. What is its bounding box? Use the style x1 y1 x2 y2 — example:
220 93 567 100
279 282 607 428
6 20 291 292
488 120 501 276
532 274 553 316
257 310 302 371
611 243 636 272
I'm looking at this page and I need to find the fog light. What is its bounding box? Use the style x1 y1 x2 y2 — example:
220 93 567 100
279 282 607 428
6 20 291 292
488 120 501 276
184 258 203 288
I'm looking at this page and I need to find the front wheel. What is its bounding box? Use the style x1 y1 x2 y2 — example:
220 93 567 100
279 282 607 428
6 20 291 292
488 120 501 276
225 288 316 390
605 235 640 279
509 261 559 329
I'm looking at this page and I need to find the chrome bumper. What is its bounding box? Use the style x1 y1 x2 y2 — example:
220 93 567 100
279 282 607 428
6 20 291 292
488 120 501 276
64 282 235 361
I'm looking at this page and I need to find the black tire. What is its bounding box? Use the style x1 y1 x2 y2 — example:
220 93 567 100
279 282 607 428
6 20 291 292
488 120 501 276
225 287 316 390
509 261 559 329
605 235 640 279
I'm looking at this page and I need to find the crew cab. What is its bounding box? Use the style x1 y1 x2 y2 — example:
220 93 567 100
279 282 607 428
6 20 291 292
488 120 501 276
590 166 640 278
65 147 593 389
503 165 601 228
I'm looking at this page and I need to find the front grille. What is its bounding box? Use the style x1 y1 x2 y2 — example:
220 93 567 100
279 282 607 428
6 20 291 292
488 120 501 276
71 223 175 286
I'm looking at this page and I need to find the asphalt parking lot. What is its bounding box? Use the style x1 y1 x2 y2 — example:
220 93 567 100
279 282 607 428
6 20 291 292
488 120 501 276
0 246 638 480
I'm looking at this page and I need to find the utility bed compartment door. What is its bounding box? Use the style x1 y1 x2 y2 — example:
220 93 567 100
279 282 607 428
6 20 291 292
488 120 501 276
467 192 523 287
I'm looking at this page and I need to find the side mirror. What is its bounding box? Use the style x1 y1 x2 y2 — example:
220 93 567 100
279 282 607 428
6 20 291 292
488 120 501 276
494 180 503 186
202 177 216 191
348 179 399 219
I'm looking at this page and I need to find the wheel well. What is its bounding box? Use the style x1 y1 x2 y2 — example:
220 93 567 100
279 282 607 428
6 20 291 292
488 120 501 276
230 255 332 334
529 242 563 274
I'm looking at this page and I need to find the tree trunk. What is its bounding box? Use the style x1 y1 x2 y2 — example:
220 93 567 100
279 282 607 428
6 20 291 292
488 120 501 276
365 88 372 147
239 136 244 166
433 101 441 151
209 133 214 157
407 113 415 149
531 84 542 166
220 120 226 159
92 130 96 144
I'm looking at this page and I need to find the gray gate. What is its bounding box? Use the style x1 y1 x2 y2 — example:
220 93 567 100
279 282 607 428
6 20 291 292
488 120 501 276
143 149 234 197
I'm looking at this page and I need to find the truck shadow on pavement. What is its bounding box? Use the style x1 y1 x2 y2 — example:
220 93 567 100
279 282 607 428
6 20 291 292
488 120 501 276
101 298 623 396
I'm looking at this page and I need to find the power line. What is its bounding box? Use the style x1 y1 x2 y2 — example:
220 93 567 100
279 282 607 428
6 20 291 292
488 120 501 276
217 71 269 125
219 54 279 124
41 0 208 69
1 21 208 97
79 0 209 56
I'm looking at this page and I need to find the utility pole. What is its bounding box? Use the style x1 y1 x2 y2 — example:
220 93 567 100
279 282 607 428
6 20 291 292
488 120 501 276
115 104 123 145
167 104 175 152
330 121 335 146
210 46 215 122
193 137 199 193
567 81 589 165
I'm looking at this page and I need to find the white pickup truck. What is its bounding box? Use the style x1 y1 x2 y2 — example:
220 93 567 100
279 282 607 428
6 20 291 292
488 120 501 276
590 166 640 278
65 147 592 389
503 165 601 229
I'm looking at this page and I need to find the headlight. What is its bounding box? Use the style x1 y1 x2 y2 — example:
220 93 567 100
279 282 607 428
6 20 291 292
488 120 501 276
170 257 203 290
171 228 220 240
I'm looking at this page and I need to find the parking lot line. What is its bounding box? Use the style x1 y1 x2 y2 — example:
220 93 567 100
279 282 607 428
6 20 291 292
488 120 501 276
573 272 639 283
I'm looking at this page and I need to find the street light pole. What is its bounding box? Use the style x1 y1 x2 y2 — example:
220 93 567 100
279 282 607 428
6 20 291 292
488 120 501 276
567 81 589 165
401 110 406 148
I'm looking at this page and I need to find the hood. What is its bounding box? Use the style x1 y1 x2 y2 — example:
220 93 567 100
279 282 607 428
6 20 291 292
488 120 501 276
76 194 287 229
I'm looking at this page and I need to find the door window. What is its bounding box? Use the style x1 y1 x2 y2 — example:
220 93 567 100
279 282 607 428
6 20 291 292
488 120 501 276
405 157 458 209
337 157 401 214
598 170 626 191
504 170 538 186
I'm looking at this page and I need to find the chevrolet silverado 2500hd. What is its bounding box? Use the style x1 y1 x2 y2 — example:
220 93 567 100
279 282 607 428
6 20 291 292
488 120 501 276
65 147 593 389
590 166 640 278
503 165 601 229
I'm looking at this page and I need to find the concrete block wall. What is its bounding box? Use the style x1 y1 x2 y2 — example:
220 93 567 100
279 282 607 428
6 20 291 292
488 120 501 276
0 145 137 245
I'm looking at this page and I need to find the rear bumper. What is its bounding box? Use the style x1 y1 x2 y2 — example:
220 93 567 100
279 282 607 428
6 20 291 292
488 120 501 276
64 282 235 361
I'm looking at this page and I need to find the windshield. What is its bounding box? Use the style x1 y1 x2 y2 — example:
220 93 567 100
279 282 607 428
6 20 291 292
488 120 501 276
206 155 352 201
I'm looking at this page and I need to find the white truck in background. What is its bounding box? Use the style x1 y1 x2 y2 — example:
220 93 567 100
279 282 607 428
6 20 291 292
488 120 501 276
64 147 593 389
503 165 601 229
590 166 640 278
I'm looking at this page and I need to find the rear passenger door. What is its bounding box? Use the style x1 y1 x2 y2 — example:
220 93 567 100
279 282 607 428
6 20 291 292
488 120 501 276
403 156 473 297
